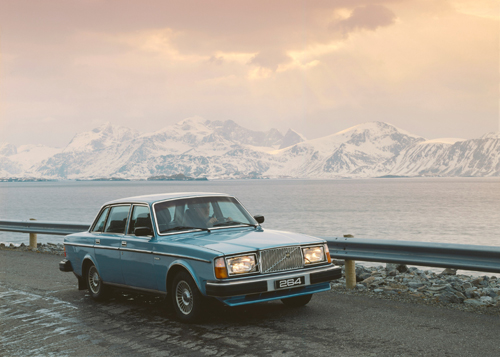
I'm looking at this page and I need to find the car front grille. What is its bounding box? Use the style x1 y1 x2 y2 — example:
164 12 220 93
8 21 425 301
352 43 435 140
260 246 304 274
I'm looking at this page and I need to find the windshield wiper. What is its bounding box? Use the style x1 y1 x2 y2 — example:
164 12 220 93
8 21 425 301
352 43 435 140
162 226 210 233
213 221 256 228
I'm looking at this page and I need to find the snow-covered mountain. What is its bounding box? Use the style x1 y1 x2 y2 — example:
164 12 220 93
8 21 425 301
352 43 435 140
387 133 500 177
1 118 498 179
268 122 425 178
4 118 302 179
0 143 62 177
279 129 306 149
63 122 140 153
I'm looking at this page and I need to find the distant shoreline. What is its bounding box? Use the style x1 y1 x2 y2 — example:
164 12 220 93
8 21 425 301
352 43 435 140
1 176 498 182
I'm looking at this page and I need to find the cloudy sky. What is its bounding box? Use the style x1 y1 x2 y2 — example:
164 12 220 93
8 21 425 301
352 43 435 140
0 0 498 147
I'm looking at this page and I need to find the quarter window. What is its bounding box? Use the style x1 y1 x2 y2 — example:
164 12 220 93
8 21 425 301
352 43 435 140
103 205 131 234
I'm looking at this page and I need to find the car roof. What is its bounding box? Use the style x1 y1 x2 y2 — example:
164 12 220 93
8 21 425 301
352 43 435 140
103 192 232 205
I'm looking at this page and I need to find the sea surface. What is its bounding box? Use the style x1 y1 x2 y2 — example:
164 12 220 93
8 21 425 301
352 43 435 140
1 178 499 248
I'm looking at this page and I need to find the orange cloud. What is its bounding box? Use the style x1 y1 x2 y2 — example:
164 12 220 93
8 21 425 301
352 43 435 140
0 0 498 146
332 4 397 34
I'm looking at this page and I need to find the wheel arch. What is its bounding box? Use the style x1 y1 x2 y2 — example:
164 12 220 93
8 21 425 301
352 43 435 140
166 261 203 295
80 255 98 290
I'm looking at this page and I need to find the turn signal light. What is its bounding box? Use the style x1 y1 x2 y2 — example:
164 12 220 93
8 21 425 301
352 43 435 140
214 257 228 279
324 244 331 263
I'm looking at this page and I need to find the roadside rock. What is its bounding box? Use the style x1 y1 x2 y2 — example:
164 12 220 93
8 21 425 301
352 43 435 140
0 242 64 256
386 263 409 273
355 265 373 281
361 276 376 286
332 264 500 314
464 299 486 307
440 268 457 276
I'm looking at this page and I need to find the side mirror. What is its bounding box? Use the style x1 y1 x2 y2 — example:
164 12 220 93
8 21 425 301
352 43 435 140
254 215 265 224
135 227 153 237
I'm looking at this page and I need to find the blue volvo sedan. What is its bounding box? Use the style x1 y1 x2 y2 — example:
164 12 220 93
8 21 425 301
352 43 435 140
60 192 341 322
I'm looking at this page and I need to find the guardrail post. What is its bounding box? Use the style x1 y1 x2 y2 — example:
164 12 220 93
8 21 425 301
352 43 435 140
343 234 356 289
29 218 37 249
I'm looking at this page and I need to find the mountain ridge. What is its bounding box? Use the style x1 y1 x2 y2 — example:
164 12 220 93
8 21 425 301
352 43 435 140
0 118 498 179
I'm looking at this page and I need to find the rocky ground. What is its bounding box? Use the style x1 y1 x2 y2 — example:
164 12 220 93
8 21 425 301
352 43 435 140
0 242 65 255
331 262 500 315
1 243 499 315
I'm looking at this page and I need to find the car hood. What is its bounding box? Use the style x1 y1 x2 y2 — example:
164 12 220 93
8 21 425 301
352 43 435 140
159 228 325 255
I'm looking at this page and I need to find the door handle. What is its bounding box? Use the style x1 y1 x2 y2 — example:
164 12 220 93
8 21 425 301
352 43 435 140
95 239 100 245
121 241 127 247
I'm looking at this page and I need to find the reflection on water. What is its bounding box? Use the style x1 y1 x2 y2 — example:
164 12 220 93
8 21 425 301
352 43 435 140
1 178 499 248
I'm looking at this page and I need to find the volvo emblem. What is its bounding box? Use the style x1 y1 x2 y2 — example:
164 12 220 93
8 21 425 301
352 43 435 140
285 252 291 258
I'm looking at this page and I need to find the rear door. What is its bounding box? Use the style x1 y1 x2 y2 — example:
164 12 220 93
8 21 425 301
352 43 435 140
120 204 157 290
94 204 131 285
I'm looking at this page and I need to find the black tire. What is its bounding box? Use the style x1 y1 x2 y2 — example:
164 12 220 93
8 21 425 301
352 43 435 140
87 263 108 300
281 294 313 307
171 271 204 323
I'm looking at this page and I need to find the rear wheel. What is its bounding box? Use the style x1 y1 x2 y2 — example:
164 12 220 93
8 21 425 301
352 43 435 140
281 294 312 307
171 271 204 323
87 263 108 300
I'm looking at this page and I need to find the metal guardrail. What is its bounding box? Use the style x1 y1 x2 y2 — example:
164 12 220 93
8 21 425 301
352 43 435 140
0 220 89 236
323 237 500 274
1 220 499 282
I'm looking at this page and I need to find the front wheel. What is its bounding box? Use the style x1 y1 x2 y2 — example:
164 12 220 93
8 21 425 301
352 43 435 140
171 271 204 323
87 263 108 300
281 294 312 307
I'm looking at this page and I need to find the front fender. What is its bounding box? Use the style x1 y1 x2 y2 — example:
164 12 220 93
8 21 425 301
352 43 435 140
167 259 206 295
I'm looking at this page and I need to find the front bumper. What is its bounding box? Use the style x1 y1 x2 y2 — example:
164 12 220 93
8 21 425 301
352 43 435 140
205 265 341 298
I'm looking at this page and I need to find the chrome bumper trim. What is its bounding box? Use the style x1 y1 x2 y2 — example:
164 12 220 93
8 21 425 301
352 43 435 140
206 265 340 297
209 264 336 286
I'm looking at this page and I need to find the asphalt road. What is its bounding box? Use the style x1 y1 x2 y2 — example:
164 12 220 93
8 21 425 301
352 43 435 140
1 250 499 357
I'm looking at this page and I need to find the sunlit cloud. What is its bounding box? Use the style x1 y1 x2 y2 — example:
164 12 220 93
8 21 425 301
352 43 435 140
213 51 257 65
247 67 274 80
287 42 343 67
331 4 397 35
0 0 497 147
451 0 500 20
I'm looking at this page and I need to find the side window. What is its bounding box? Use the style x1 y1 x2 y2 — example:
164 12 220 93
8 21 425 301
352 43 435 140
92 207 110 233
128 205 152 235
103 205 131 234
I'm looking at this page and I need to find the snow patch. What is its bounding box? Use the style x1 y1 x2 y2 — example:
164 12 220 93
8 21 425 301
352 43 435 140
481 132 500 139
418 138 466 145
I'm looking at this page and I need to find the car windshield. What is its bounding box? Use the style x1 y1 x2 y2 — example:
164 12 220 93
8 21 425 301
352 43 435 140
153 196 257 234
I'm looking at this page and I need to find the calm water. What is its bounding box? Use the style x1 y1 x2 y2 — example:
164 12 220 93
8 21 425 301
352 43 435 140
1 178 499 248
